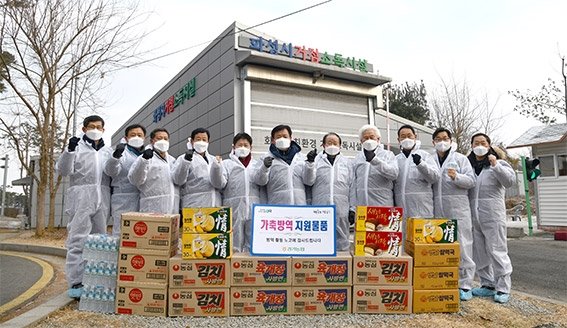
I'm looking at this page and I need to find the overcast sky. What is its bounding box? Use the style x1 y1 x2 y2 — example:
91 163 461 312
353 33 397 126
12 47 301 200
98 0 566 146
3 0 566 192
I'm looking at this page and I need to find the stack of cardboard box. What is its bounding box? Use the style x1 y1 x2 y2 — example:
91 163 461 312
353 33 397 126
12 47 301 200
352 206 413 314
115 212 180 317
405 218 460 313
167 207 233 317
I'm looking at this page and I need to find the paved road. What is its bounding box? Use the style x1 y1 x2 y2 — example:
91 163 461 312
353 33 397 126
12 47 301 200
0 251 55 318
507 237 567 303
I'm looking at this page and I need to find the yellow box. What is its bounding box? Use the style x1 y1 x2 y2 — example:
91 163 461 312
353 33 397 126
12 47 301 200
230 287 290 316
168 288 229 317
181 233 232 259
182 207 232 233
352 285 412 314
290 286 351 315
169 255 230 288
354 231 403 257
117 248 170 285
405 241 460 267
120 212 179 254
352 253 413 285
413 289 460 313
355 206 403 232
115 282 167 317
406 218 458 244
230 253 291 286
291 252 352 286
413 267 459 290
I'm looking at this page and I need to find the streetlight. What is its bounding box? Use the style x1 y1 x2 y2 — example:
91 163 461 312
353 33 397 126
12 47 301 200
1 155 8 217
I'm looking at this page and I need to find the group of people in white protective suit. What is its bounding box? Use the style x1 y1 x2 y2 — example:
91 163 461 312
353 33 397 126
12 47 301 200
57 117 515 305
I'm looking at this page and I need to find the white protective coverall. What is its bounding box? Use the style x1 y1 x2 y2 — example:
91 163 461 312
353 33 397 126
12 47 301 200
394 142 440 218
210 153 265 252
179 151 222 208
104 145 141 235
55 137 112 288
469 156 516 293
253 149 315 205
433 150 476 290
352 146 399 207
308 152 355 251
128 150 188 214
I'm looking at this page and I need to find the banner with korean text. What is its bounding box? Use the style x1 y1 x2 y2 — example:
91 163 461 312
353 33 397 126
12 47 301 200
250 204 336 256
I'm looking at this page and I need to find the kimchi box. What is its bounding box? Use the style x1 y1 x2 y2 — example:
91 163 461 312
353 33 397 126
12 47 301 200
168 288 229 317
352 253 413 285
352 285 412 314
169 255 230 288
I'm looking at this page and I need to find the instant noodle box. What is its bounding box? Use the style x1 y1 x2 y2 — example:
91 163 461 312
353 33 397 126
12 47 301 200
405 241 460 267
117 248 170 285
291 252 352 286
355 206 403 232
182 207 232 233
168 288 229 317
230 253 291 286
406 218 458 244
352 253 413 285
291 286 351 315
352 285 412 314
413 266 459 290
169 255 230 288
115 282 167 317
181 233 232 259
413 289 460 313
230 287 290 316
354 231 404 257
120 212 179 255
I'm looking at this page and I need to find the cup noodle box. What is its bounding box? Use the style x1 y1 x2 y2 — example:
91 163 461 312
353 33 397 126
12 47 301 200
291 252 352 286
291 287 351 315
230 287 290 316
352 286 413 314
231 253 291 286
182 207 232 233
181 233 232 259
413 289 460 313
413 266 459 290
169 255 229 288
121 212 179 254
354 231 404 257
406 218 458 244
118 248 170 285
352 253 413 286
355 206 403 232
405 241 460 267
116 283 167 317
168 288 229 317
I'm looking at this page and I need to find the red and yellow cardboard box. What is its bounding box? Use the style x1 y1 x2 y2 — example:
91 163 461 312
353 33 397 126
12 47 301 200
352 253 413 285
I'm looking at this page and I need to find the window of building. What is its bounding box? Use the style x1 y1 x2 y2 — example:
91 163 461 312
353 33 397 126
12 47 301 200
538 155 555 178
558 154 567 177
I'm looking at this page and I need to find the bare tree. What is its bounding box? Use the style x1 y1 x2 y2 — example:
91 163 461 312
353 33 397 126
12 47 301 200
0 0 151 236
428 74 505 154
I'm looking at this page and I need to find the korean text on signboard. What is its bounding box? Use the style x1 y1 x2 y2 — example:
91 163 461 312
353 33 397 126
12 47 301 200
251 204 336 257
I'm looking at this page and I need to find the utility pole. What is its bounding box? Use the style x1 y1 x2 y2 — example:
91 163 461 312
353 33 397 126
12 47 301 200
1 155 8 217
562 56 567 122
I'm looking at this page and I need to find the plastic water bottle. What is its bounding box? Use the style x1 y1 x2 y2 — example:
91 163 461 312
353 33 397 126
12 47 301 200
108 288 116 314
93 286 103 312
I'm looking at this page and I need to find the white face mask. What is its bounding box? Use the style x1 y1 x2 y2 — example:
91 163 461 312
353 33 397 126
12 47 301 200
325 145 340 156
400 138 415 150
85 129 103 141
127 136 144 148
435 141 451 153
193 141 209 154
275 137 291 150
153 140 169 153
234 147 250 158
362 139 378 151
473 146 489 157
